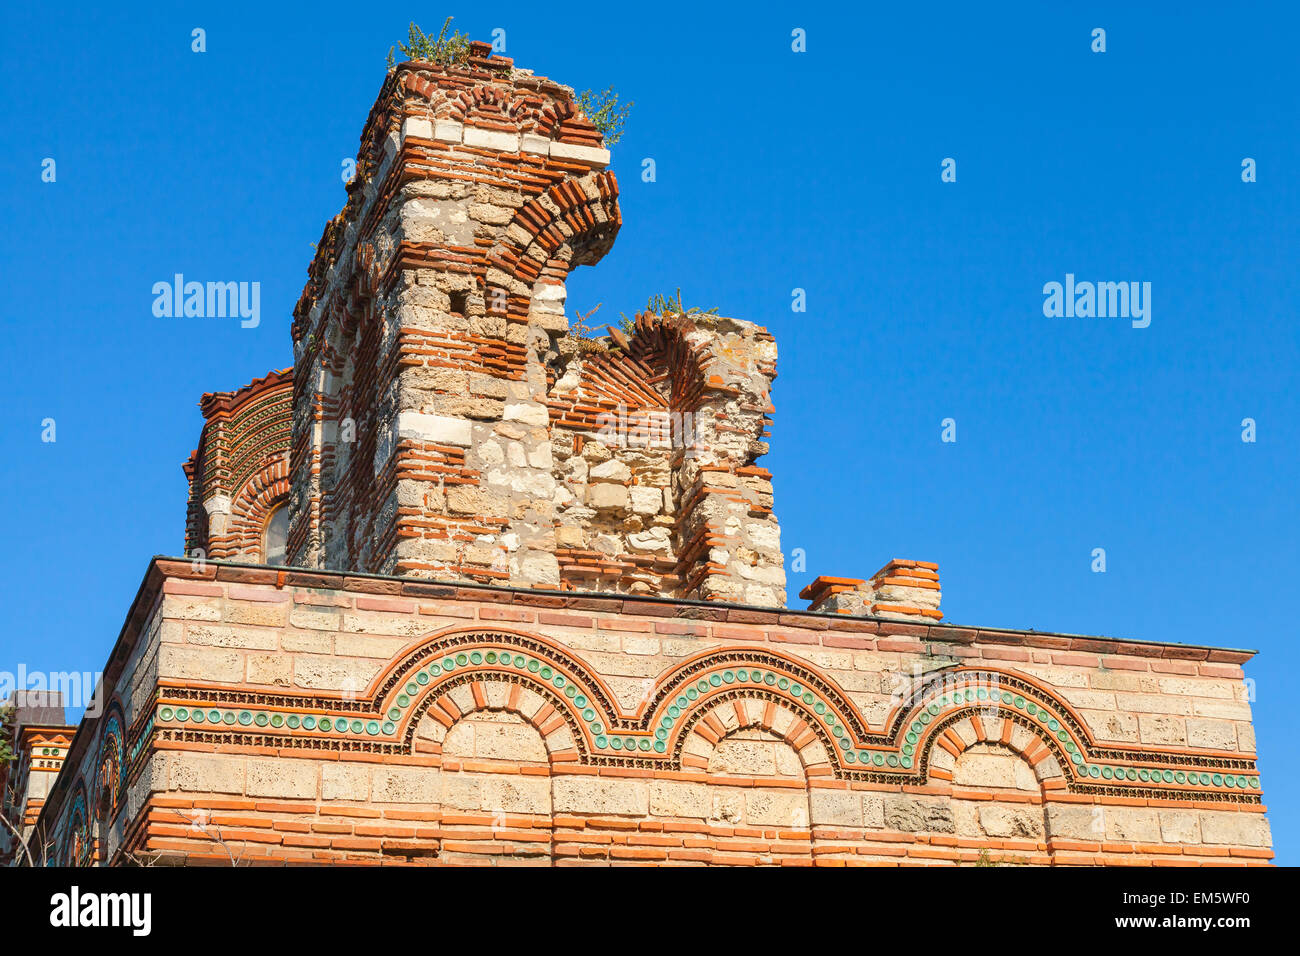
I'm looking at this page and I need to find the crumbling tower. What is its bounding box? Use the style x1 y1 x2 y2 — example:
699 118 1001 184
289 42 785 605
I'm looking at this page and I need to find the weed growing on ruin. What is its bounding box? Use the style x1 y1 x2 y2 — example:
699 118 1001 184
576 87 634 146
387 17 471 71
0 703 14 767
618 288 719 330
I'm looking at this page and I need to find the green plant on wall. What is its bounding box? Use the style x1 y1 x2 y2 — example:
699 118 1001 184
576 87 634 146
619 288 718 330
387 17 471 71
0 703 14 768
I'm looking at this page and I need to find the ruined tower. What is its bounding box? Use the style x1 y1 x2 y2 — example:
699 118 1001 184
286 42 785 605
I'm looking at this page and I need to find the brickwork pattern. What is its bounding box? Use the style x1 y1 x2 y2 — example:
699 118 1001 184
184 369 293 560
286 46 784 605
35 561 1270 867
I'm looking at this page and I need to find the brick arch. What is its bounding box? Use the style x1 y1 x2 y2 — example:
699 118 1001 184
485 172 620 323
682 697 831 778
368 625 623 761
95 702 126 824
412 676 580 767
622 312 713 412
223 458 290 560
648 646 867 773
404 77 545 132
926 712 1067 787
62 784 91 867
894 672 1088 799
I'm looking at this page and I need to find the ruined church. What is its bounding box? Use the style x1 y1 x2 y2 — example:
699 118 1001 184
6 43 1270 866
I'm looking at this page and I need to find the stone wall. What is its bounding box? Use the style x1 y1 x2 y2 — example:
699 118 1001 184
35 560 1270 866
285 45 784 606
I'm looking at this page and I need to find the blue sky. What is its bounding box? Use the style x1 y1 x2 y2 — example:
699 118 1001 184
1 3 1295 860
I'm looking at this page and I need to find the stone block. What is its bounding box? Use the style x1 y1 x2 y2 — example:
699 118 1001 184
246 758 318 799
552 777 649 816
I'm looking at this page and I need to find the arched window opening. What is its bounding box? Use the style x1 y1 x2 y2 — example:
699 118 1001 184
262 504 289 566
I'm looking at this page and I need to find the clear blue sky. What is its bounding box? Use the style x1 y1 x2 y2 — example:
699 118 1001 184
1 2 1295 861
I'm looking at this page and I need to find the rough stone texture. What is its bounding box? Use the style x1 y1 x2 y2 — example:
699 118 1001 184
281 47 784 606
30 562 1271 867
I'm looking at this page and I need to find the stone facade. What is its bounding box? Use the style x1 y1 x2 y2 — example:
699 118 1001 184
21 43 1271 867
32 560 1269 866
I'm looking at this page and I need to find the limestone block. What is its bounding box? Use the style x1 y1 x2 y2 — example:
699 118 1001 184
1158 810 1201 844
402 116 433 141
1198 810 1271 847
1080 710 1140 743
159 645 244 684
709 788 745 824
649 781 711 819
1104 807 1161 843
589 459 631 482
482 774 551 814
746 790 809 827
1045 804 1103 841
884 796 955 834
446 485 509 518
184 624 278 651
552 777 649 816
548 142 610 166
169 752 245 795
978 804 1044 839
224 603 289 627
587 483 628 510
503 401 548 426
281 631 334 654
861 795 886 829
371 765 441 803
463 126 519 152
321 763 371 801
433 119 463 143
246 758 319 799
293 654 382 692
521 133 549 155
246 653 292 687
161 596 221 622
1138 714 1187 746
394 411 472 446
288 607 341 632
1114 692 1191 716
464 714 548 762
438 773 483 811
629 486 663 515
809 789 863 827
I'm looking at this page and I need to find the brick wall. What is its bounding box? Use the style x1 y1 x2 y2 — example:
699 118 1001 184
38 560 1270 866
285 46 784 605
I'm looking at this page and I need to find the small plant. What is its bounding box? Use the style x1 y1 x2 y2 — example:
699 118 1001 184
576 87 634 146
0 703 15 767
568 302 604 338
620 288 718 328
387 17 472 71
